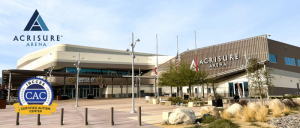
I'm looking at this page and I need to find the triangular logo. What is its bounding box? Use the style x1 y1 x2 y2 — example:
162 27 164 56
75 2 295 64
24 9 49 31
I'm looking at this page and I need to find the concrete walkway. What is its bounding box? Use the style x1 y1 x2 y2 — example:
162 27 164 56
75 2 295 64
0 97 208 128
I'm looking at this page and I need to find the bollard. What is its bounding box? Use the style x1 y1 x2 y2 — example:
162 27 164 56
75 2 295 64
37 114 41 125
60 108 64 125
84 108 88 125
16 112 19 125
138 106 141 126
110 107 114 126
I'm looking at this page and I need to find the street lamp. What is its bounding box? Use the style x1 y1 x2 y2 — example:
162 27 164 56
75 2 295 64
126 32 140 113
74 53 84 107
139 68 143 99
48 64 55 86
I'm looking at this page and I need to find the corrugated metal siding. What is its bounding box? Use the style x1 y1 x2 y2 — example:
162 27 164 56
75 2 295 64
179 35 269 76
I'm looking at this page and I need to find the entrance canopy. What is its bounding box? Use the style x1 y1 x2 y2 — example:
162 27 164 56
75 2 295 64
2 69 155 88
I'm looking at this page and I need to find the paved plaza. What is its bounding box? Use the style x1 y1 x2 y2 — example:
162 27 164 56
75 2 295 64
0 97 273 128
0 97 206 128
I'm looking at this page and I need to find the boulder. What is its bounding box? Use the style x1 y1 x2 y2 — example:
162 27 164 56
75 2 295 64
226 103 243 117
210 106 220 119
282 99 295 108
248 103 260 111
200 106 220 119
200 107 210 117
168 108 196 125
269 99 285 110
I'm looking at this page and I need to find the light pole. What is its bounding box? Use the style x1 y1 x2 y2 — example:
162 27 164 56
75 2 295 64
48 64 55 86
126 32 140 113
139 68 142 99
74 53 84 107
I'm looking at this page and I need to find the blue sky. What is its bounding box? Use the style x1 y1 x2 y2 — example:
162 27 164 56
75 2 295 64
0 0 300 77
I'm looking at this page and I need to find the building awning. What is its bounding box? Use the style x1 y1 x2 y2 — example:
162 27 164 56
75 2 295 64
2 69 154 86
208 67 246 80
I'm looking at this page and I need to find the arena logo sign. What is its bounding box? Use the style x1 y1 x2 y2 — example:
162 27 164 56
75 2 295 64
199 53 239 68
13 78 58 115
13 9 63 46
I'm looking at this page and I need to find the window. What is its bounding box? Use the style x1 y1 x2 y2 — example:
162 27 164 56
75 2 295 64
285 57 296 66
208 88 211 93
269 54 277 63
298 59 300 67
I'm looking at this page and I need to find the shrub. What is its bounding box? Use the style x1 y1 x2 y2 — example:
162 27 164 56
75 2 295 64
187 124 204 128
168 97 175 104
221 108 231 119
242 106 255 122
256 105 268 122
283 106 291 116
173 97 182 104
215 93 223 100
235 110 242 119
238 99 249 106
201 116 216 123
193 97 201 101
272 105 282 117
208 118 239 128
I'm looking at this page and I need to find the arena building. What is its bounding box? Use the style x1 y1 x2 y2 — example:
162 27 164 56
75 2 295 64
160 34 300 98
2 34 300 99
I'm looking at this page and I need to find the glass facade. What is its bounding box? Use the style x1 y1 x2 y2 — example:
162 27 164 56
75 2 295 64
62 85 102 98
269 54 277 63
228 82 248 97
46 67 150 76
285 57 296 66
298 59 300 67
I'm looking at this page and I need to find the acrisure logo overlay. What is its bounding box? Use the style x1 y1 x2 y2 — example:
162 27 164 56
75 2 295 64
24 9 49 31
13 9 63 46
13 78 58 115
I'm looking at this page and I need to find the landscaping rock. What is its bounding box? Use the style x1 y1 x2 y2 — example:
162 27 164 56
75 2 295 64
168 108 196 125
267 114 300 128
269 99 285 110
226 103 243 117
282 99 295 107
210 106 220 119
200 107 210 117
248 103 260 111
200 106 220 119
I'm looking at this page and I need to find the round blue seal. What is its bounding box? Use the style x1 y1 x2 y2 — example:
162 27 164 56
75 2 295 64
18 77 53 105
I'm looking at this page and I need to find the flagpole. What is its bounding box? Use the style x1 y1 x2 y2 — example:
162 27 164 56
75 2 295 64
156 34 159 99
195 31 199 98
177 35 179 97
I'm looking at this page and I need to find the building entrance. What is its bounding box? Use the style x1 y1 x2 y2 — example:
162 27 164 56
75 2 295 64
72 88 76 98
229 82 248 97
93 88 100 97
80 88 89 98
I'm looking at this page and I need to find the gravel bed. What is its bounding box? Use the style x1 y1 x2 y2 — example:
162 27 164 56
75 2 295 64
267 114 300 128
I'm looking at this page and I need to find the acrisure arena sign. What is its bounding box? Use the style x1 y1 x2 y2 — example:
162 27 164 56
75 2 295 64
199 53 239 68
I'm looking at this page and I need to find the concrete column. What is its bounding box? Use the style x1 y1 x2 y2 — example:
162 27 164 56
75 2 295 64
8 72 12 104
111 78 113 98
170 86 172 97
89 77 91 95
207 83 208 97
126 78 128 98
63 76 66 95
242 83 245 97
233 83 236 95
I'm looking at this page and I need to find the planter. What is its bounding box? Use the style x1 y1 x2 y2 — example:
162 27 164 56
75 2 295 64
62 95 69 100
87 95 94 99
212 99 223 107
